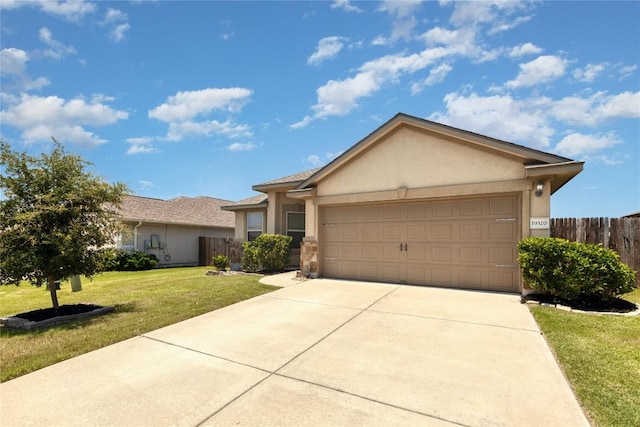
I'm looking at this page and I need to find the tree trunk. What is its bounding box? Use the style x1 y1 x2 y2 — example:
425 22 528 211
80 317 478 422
47 274 59 309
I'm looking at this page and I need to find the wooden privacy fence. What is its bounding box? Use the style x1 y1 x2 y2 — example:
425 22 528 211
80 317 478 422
551 217 640 286
198 237 243 267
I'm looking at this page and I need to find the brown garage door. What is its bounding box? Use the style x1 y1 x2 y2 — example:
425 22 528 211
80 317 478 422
320 195 520 292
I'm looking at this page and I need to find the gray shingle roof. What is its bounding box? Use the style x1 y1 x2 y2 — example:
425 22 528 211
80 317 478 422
221 194 268 209
253 168 321 188
119 195 235 228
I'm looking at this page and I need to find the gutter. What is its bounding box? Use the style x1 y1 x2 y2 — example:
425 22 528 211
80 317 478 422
133 221 142 250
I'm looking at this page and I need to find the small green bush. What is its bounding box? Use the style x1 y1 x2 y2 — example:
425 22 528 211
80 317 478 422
242 234 292 273
518 237 636 301
212 254 230 270
99 249 158 271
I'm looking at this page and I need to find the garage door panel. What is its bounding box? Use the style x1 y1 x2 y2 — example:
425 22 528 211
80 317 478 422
431 224 453 239
489 197 517 215
459 223 483 240
489 222 517 240
460 199 483 216
460 247 483 263
341 245 359 259
382 225 401 240
432 201 453 217
341 226 360 240
321 195 519 292
407 224 426 240
489 247 517 264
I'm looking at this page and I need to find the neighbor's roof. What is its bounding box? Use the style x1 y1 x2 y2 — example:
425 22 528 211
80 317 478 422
119 195 235 228
252 168 321 192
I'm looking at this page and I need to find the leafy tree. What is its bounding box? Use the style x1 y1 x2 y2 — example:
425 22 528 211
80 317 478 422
0 139 128 308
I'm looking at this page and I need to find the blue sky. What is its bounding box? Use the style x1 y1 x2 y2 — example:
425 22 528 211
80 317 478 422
1 0 638 218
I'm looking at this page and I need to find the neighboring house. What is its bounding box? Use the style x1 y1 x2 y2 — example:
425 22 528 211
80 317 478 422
118 195 235 267
225 113 584 294
222 169 320 267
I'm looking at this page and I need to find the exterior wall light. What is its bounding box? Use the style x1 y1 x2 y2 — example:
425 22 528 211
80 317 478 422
535 181 544 197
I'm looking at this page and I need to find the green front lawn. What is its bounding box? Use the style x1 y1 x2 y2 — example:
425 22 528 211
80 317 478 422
0 267 278 382
531 288 640 427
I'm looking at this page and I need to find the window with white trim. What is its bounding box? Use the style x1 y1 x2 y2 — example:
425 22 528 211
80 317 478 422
247 212 263 241
286 212 305 249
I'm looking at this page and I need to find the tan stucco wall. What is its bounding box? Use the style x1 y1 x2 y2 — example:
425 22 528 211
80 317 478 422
122 222 233 266
317 127 525 197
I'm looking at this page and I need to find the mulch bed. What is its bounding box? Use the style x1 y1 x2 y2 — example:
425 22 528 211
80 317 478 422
1 304 114 330
523 293 638 314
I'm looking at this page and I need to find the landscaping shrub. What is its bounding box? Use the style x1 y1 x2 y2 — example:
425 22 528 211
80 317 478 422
212 254 230 270
99 249 157 271
242 234 292 273
518 237 636 301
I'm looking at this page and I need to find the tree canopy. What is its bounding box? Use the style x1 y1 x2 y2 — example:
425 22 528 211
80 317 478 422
0 140 128 308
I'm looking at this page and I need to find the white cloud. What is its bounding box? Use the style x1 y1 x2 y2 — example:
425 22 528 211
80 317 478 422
166 120 252 142
572 63 605 83
411 63 452 94
508 42 542 57
331 0 362 13
307 36 347 65
125 136 159 155
101 8 130 42
3 0 96 22
149 87 252 122
126 144 158 155
293 46 455 127
371 35 390 46
305 154 322 166
103 8 127 23
137 180 154 190
220 32 235 41
554 132 622 158
38 27 77 59
0 47 28 75
227 142 256 151
505 55 568 88
0 93 128 146
304 150 343 167
377 0 422 41
429 92 555 148
617 64 637 80
448 1 532 34
550 91 640 126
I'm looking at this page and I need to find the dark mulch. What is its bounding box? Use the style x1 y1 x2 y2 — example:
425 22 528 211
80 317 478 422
523 293 638 313
13 304 104 322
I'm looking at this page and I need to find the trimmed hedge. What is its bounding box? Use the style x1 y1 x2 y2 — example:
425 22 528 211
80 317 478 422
517 237 636 301
99 249 158 271
242 234 292 273
212 254 230 270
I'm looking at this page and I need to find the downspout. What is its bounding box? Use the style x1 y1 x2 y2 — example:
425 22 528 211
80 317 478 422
133 221 142 250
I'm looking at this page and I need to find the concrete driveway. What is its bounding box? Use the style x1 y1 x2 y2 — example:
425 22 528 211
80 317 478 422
1 275 589 426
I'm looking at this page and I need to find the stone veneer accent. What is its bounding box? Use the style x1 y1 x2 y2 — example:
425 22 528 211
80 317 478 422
300 238 319 278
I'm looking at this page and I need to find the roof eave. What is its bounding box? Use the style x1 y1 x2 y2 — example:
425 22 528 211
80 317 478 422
295 112 574 190
525 161 585 194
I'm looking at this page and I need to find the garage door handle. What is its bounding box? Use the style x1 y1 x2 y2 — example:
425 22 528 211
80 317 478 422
404 243 408 251
495 264 517 268
400 243 403 252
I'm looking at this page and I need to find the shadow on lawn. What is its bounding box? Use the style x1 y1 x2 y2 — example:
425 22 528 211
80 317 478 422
523 293 638 313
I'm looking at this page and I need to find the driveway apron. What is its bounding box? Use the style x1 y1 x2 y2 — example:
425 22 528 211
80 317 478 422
0 277 589 426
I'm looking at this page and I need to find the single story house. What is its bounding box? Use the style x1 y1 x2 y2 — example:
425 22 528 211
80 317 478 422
224 113 583 293
118 195 235 267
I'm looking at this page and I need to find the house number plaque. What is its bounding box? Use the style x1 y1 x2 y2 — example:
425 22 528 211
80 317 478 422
530 217 550 229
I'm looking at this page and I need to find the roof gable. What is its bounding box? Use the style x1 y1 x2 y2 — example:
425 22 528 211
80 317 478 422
296 113 582 194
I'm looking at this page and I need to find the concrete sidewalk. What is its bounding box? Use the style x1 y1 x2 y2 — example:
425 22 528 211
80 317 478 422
0 275 589 426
